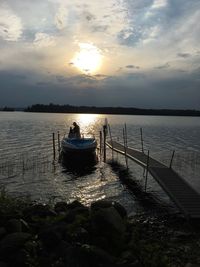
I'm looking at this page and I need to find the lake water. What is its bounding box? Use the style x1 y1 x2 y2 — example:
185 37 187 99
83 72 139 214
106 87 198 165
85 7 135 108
0 112 200 215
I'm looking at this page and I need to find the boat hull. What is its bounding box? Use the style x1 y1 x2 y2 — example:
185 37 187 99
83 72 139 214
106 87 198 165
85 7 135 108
61 137 97 156
61 150 98 174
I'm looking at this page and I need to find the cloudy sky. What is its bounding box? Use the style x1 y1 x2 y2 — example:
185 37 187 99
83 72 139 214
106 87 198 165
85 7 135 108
0 0 200 109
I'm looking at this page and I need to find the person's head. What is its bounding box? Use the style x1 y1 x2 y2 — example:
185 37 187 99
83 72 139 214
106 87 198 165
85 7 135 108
73 122 77 126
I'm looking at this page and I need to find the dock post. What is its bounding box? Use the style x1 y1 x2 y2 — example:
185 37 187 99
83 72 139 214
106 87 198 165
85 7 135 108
169 150 175 169
99 131 102 160
108 124 114 161
103 125 107 162
123 128 128 169
57 131 61 154
52 132 56 161
140 128 144 153
145 150 150 192
125 123 128 148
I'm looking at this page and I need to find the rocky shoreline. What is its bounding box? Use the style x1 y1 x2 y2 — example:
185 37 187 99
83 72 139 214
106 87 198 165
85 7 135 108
0 193 200 267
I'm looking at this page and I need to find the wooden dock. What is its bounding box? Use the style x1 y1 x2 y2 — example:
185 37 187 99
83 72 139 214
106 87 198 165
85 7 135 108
106 140 200 219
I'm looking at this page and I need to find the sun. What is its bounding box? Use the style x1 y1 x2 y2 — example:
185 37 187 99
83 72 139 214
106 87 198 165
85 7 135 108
71 43 102 73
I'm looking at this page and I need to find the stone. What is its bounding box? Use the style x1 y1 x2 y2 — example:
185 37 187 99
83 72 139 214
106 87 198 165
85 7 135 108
112 202 127 219
71 227 89 243
120 250 138 263
23 204 56 220
67 200 85 210
20 219 30 232
0 228 6 239
90 206 126 254
54 240 70 257
0 262 7 267
91 200 113 210
82 244 115 264
54 201 68 213
91 206 126 234
64 206 89 224
6 219 22 233
91 200 127 219
173 231 192 239
11 249 29 267
62 245 115 267
0 232 31 258
39 228 62 249
185 264 200 267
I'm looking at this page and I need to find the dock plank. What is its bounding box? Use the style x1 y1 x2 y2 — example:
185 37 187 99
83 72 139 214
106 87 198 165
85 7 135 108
106 140 200 218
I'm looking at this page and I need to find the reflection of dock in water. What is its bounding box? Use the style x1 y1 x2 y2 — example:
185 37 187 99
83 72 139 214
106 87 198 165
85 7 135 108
106 140 200 219
61 151 98 176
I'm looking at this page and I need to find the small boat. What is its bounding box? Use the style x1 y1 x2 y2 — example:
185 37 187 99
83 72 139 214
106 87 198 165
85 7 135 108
61 136 97 156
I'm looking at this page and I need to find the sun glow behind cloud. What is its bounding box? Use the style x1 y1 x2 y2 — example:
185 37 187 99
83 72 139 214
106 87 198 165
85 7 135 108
71 43 103 74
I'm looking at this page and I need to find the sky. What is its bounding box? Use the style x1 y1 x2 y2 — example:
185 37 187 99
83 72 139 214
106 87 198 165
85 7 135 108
0 0 200 109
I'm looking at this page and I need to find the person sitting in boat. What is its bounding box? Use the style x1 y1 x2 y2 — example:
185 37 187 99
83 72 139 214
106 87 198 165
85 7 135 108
68 127 74 138
72 122 81 138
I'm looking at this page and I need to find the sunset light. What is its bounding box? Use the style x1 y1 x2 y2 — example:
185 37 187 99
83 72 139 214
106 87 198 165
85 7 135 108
78 114 100 126
0 2 200 264
0 0 199 109
71 43 102 74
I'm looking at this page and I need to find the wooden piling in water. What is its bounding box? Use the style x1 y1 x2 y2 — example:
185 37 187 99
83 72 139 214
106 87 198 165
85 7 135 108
140 128 144 153
103 125 107 162
124 123 128 148
169 150 175 168
108 124 114 160
145 150 150 192
52 132 56 160
123 127 128 169
57 131 61 154
99 130 102 159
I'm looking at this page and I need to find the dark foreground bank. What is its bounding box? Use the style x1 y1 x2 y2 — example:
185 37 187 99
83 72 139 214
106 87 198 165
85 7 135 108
0 192 200 267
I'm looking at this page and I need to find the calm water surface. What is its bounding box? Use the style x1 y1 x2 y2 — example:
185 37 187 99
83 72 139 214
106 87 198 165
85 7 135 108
0 112 200 215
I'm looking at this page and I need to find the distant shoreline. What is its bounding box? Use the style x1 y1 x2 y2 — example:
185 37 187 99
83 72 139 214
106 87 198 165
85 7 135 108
25 104 200 116
1 104 200 116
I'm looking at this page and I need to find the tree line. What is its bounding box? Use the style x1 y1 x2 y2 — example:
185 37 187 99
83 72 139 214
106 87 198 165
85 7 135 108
24 103 200 116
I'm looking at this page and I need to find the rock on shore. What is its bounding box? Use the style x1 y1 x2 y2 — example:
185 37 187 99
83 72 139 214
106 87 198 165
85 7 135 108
0 198 200 267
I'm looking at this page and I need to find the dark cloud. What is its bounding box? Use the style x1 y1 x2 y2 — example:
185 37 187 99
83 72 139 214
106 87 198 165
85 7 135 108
94 74 109 78
36 81 51 86
92 25 109 32
155 63 170 69
125 65 140 69
191 67 200 79
118 28 142 46
0 70 27 80
64 74 97 86
177 53 191 58
56 75 68 83
124 72 146 80
84 12 96 21
0 68 200 109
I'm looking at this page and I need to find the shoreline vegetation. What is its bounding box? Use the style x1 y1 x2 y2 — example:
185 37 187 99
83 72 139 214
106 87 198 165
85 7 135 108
1 190 200 267
0 104 200 116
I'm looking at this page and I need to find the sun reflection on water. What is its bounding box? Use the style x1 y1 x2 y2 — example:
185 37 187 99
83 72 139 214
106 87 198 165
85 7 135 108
77 114 101 136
